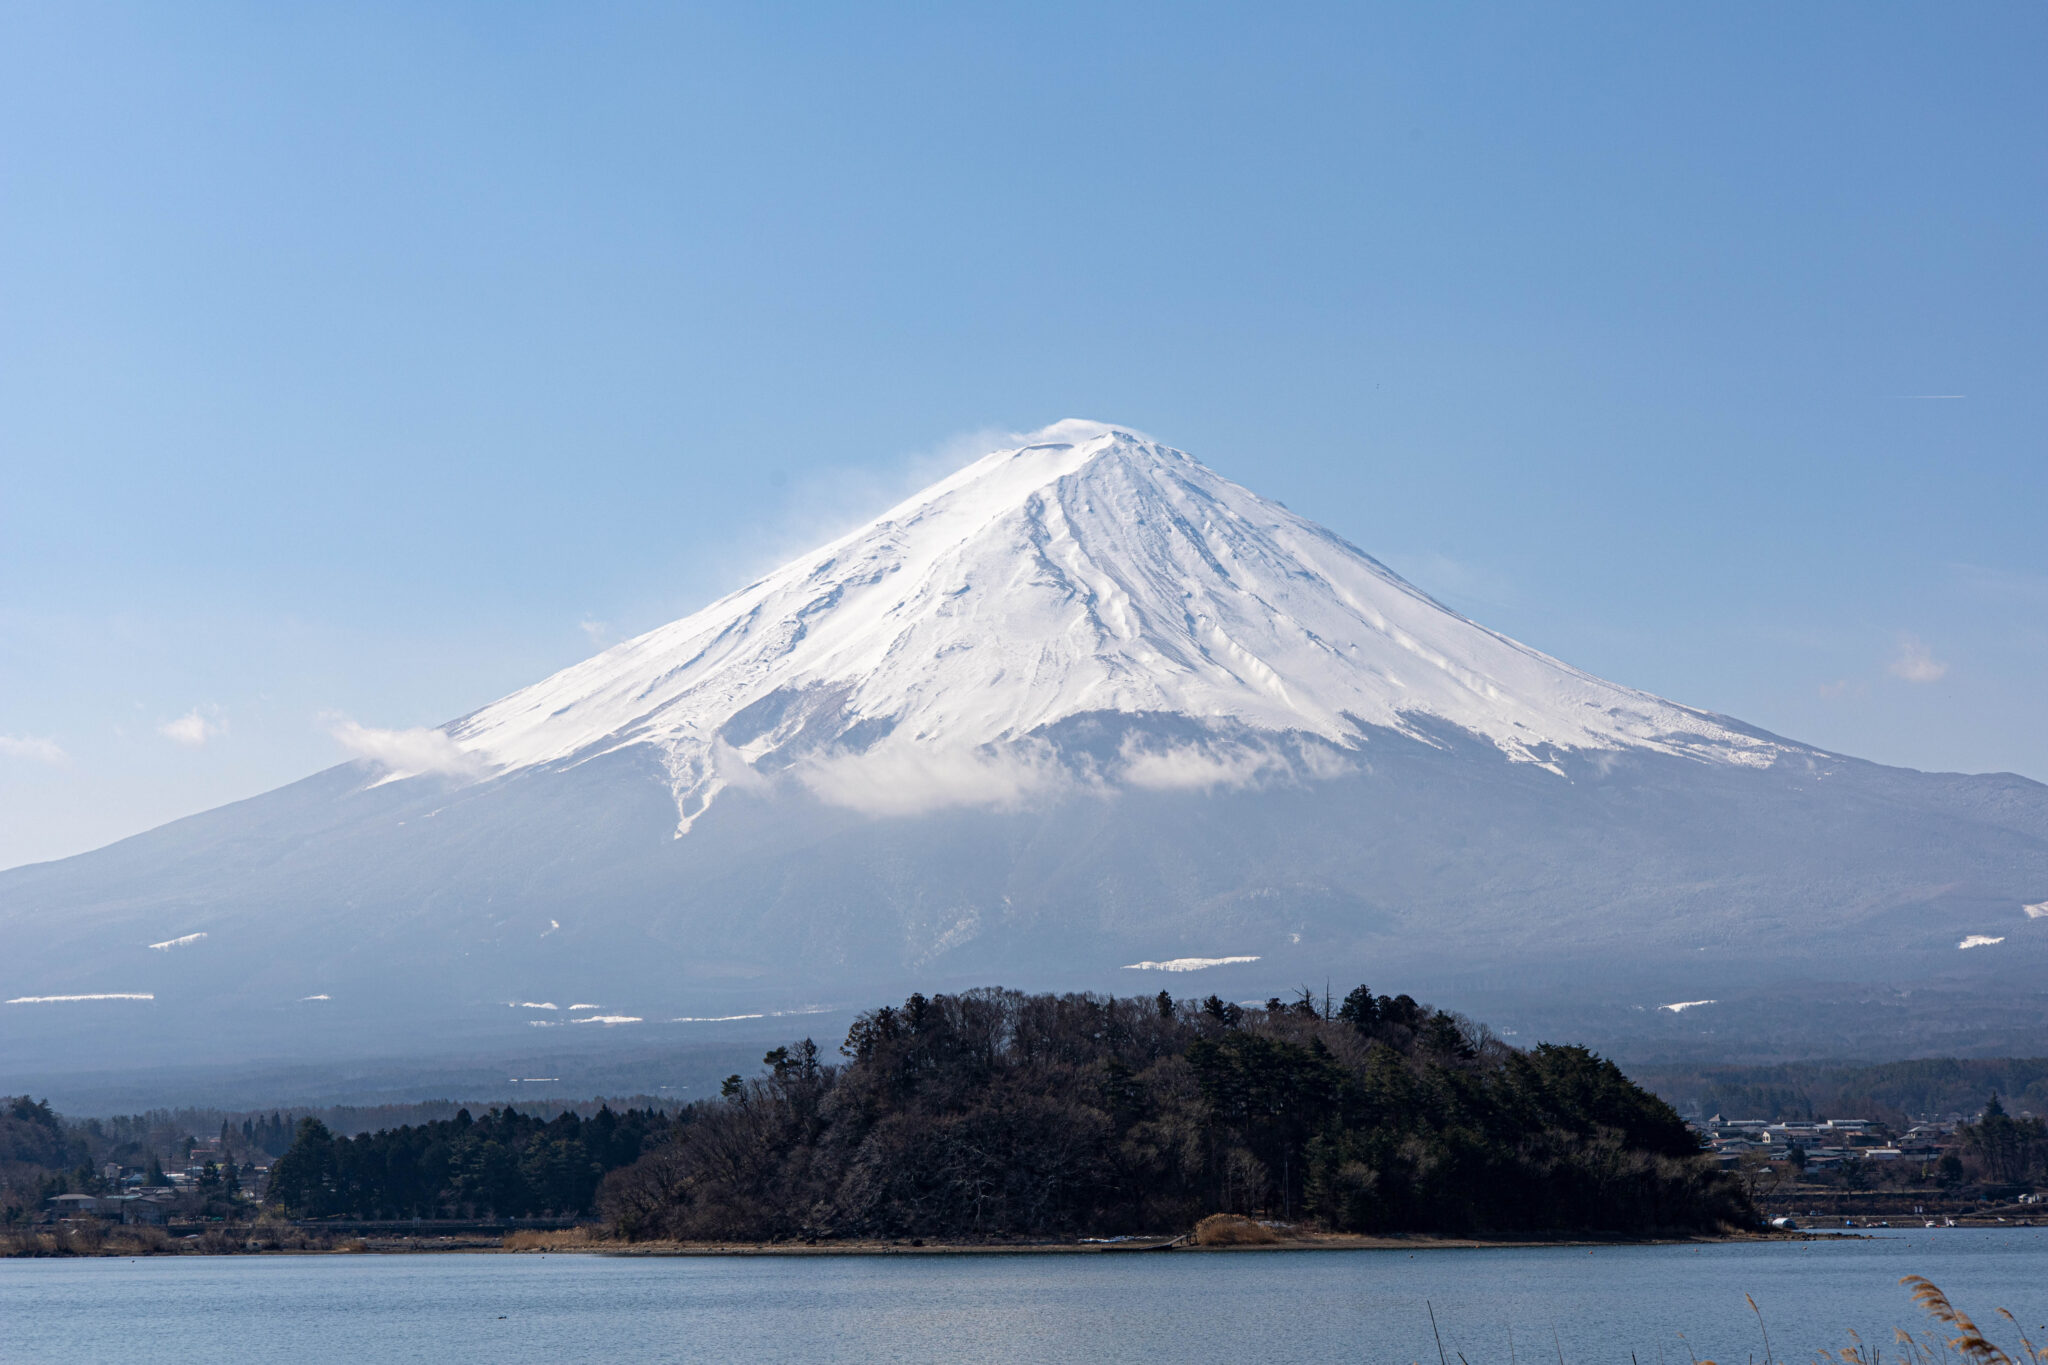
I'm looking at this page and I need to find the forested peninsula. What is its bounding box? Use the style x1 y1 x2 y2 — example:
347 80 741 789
596 986 1753 1242
14 985 1751 1250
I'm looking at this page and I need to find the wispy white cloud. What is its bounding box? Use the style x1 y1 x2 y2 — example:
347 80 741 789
300 994 331 1001
1117 737 1286 793
2024 902 2048 920
720 424 1047 593
509 1001 558 1010
800 740 1074 816
328 717 488 780
570 1014 641 1025
709 739 773 797
0 734 68 765
159 707 225 747
669 1012 766 1023
1888 635 1948 684
579 619 611 649
1121 956 1261 972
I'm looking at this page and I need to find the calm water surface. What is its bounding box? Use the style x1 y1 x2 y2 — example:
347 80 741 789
6 1229 2044 1364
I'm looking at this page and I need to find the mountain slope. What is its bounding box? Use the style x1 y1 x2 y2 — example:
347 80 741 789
448 421 1782 830
3 420 2044 1082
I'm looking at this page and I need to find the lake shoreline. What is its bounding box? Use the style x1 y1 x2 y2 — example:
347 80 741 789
583 1231 1788 1257
6 1226 1803 1259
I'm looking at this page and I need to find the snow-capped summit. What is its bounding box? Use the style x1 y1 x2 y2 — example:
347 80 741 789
447 420 1780 829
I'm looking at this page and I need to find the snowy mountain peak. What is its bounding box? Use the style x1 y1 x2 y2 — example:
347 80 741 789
439 422 1783 830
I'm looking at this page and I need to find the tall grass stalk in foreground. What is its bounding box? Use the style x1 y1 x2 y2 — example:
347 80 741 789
1749 1293 1775 1364
1873 1277 2048 1365
1687 1279 2046 1365
1425 1280 2040 1365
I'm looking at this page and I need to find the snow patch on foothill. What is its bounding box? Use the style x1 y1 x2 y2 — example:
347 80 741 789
1122 956 1261 972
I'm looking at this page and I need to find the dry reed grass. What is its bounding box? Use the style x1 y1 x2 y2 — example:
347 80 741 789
1193 1213 1281 1246
1673 1278 2048 1365
501 1227 602 1251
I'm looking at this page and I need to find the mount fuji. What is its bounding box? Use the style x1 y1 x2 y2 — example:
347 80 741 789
5 421 2046 1084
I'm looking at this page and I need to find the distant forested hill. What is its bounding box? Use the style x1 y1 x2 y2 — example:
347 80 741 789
1634 1059 2048 1125
598 987 1753 1242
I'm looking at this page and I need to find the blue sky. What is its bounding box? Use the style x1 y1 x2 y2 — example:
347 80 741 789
2 3 2043 869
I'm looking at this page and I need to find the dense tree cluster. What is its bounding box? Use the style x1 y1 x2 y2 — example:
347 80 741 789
600 986 1753 1242
1960 1095 2048 1186
1 1097 86 1225
265 1105 669 1218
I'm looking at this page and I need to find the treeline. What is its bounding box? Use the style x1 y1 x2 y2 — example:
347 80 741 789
599 986 1753 1242
266 1105 670 1218
2 1095 264 1225
1 1098 83 1225
1961 1096 2048 1186
1634 1058 2048 1125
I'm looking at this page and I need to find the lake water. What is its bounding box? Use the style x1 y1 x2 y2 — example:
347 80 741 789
5 1229 2044 1364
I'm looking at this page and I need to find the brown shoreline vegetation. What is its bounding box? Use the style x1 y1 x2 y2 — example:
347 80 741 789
0 1221 1785 1259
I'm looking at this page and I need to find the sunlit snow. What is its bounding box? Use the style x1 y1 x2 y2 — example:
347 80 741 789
2025 901 2048 919
416 422 1780 833
8 993 154 1004
1121 956 1261 972
147 932 206 951
1959 935 2005 949
1658 999 1716 1013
